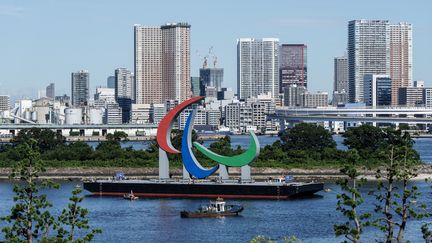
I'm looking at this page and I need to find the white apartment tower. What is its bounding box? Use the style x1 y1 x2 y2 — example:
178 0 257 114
348 20 390 103
237 38 279 100
390 22 413 105
134 23 191 105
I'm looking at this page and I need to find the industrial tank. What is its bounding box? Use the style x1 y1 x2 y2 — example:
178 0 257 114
31 111 37 121
65 108 82 125
88 108 103 124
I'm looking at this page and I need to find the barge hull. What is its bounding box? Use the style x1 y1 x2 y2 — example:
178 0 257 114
83 181 323 199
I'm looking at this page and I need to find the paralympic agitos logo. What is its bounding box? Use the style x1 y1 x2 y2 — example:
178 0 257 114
156 96 260 179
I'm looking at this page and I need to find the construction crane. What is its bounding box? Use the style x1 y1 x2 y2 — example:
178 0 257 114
208 46 217 68
196 50 208 69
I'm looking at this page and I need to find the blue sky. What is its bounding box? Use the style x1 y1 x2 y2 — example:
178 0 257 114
0 0 431 101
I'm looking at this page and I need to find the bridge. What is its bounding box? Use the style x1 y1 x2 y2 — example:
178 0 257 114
272 106 432 125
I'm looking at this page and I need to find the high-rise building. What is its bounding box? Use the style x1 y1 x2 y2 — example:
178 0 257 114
115 68 134 100
134 25 162 104
237 38 279 99
363 74 392 107
71 70 90 107
390 23 412 105
191 77 200 96
134 23 191 104
107 76 115 89
334 55 348 93
279 44 307 90
199 68 223 96
348 20 390 103
46 83 55 99
161 23 191 102
0 95 10 111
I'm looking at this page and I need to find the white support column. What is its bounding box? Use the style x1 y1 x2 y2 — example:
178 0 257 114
219 165 229 180
158 148 170 180
182 165 190 180
241 165 251 182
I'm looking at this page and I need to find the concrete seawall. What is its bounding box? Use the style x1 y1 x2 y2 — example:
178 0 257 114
1 166 431 181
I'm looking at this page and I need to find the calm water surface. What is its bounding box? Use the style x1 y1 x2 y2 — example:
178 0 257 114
1 181 431 242
2 135 432 242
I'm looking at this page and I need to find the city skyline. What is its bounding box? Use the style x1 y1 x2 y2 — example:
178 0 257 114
0 0 431 102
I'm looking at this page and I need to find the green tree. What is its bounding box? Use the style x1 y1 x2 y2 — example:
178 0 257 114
106 131 129 142
342 125 386 158
54 186 101 242
371 145 428 243
1 139 59 242
334 149 370 243
279 123 336 152
11 128 66 153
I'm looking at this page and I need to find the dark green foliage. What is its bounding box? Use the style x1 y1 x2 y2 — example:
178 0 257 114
342 125 420 161
106 131 129 142
343 125 386 158
422 223 432 243
11 128 66 153
334 150 370 243
279 123 336 152
1 139 59 242
54 186 101 242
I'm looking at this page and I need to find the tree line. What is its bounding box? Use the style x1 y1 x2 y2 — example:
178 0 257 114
0 124 423 169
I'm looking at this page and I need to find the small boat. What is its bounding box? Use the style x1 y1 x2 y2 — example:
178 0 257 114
180 197 243 218
123 190 139 200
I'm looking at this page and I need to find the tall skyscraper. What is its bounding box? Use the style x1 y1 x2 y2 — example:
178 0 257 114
237 38 279 99
46 83 55 99
115 68 134 100
134 23 191 104
161 23 191 102
71 70 89 107
107 76 115 89
348 20 390 103
134 25 162 104
390 22 412 105
334 55 348 93
199 68 223 96
279 44 307 90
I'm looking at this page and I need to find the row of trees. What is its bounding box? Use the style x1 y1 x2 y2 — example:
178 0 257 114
0 125 424 169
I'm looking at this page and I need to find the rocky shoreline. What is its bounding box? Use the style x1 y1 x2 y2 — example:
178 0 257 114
1 165 431 181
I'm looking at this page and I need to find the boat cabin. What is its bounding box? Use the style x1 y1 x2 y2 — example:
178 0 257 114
204 197 226 213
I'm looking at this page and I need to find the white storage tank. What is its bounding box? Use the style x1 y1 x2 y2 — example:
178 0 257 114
24 110 32 120
88 108 103 124
65 108 82 125
31 111 37 121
